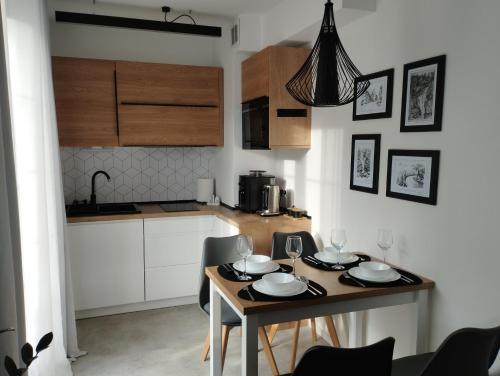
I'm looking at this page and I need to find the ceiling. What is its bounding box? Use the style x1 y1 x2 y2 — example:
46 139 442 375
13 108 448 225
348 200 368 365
92 0 284 17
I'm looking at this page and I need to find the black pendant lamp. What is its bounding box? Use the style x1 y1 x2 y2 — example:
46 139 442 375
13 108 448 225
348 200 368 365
286 0 369 107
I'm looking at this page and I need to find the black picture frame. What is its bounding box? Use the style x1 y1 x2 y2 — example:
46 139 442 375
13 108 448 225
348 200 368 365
386 149 440 205
350 134 381 194
353 68 394 121
400 55 446 132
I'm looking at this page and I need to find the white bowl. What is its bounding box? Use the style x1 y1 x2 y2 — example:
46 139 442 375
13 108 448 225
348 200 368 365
245 255 272 273
322 248 354 263
262 273 295 292
358 261 392 279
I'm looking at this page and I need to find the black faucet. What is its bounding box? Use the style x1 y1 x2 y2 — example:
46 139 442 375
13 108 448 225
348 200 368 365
90 170 111 205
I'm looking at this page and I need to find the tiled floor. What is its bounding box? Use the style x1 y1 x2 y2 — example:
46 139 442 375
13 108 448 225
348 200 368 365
72 304 328 376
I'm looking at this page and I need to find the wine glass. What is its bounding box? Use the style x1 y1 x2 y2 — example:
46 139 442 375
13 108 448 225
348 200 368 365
285 236 303 278
377 229 393 263
331 229 347 270
236 234 253 281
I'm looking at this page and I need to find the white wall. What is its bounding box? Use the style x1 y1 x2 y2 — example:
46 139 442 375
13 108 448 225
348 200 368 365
48 0 223 66
270 0 500 365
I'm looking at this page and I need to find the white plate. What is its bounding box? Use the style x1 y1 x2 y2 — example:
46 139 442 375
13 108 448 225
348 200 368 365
233 260 280 274
348 267 401 283
253 279 308 297
314 251 359 265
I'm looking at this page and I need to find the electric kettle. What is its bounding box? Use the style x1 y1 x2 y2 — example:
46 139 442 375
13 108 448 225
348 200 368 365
260 185 281 216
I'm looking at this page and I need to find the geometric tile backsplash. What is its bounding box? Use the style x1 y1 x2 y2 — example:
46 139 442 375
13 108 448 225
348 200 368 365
61 147 216 204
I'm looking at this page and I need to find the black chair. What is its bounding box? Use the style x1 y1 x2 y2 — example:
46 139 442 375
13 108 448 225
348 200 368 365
392 326 500 376
270 231 341 373
288 337 395 376
198 235 279 375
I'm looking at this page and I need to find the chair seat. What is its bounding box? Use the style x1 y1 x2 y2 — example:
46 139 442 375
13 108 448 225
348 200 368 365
202 302 241 326
392 352 434 376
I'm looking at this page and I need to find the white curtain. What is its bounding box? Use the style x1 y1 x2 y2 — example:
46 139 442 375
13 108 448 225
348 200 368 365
2 0 82 374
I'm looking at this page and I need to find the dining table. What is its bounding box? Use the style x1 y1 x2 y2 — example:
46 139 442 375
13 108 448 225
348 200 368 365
205 255 435 376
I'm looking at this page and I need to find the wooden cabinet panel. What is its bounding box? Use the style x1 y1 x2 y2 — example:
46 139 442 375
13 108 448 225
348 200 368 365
269 47 311 148
116 61 222 106
52 57 118 146
238 218 311 255
68 220 144 311
241 47 270 103
241 46 311 149
118 105 222 146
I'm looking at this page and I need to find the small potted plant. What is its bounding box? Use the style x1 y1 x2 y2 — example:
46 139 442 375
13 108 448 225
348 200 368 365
4 332 53 376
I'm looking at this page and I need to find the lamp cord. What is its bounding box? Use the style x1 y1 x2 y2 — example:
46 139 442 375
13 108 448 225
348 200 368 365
163 9 197 25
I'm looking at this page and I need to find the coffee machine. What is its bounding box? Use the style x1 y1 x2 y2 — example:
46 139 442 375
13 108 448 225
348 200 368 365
238 171 276 213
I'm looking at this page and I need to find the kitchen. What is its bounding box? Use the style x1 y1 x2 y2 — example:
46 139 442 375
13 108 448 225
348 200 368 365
1 1 500 376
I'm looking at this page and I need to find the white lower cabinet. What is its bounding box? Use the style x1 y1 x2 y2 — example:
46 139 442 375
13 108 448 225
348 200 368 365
68 214 240 313
144 215 239 302
68 219 144 311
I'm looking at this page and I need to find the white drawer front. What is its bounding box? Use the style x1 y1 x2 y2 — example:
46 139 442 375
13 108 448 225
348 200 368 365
145 216 215 235
146 264 199 301
145 231 210 268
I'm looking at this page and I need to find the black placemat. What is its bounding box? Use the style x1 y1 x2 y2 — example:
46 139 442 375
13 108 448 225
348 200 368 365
338 268 423 288
238 279 327 302
217 263 293 282
302 253 371 271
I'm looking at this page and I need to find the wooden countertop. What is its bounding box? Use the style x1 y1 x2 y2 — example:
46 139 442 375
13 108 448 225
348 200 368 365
206 257 435 315
66 203 311 230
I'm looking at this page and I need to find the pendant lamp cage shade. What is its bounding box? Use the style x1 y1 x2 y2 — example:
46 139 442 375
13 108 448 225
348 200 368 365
286 0 369 107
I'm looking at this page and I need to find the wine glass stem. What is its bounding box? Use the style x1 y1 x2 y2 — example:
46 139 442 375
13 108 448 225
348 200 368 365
337 248 341 267
383 251 387 263
244 257 247 277
292 258 296 277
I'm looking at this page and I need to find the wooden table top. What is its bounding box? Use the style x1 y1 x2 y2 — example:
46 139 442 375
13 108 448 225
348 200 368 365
206 256 434 315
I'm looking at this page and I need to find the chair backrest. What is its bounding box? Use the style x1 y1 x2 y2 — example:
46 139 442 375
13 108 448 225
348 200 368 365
271 231 319 260
292 337 395 376
198 235 241 309
420 326 500 376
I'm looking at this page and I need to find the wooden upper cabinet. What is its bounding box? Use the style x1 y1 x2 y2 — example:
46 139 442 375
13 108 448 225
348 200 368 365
241 46 311 149
116 61 222 107
116 61 224 146
119 105 221 146
52 57 119 146
52 58 224 147
269 47 311 149
242 49 269 103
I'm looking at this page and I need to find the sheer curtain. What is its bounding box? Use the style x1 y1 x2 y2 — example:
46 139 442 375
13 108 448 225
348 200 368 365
3 0 82 374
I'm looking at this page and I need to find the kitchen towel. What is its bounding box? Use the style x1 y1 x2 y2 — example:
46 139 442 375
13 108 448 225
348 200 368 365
197 178 214 203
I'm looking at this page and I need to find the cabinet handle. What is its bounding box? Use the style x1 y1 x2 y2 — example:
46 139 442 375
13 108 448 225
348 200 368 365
0 328 15 335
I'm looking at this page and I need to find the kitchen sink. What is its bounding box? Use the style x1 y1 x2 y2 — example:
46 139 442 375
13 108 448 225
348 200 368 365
66 203 141 217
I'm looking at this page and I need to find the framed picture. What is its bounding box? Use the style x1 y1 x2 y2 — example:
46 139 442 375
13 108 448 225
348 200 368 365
353 68 394 121
401 55 446 132
386 150 440 205
350 134 381 194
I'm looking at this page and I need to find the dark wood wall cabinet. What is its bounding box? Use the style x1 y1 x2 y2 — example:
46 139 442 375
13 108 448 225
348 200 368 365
241 46 311 149
52 57 224 147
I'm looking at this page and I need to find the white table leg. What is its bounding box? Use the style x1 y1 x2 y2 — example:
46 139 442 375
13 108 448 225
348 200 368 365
416 289 430 354
242 314 258 376
348 311 365 348
210 281 222 376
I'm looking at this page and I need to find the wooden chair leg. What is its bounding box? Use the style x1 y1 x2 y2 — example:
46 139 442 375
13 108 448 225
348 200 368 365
259 327 280 376
324 316 340 347
221 325 232 368
289 320 301 373
267 323 279 344
310 318 317 342
201 330 210 362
